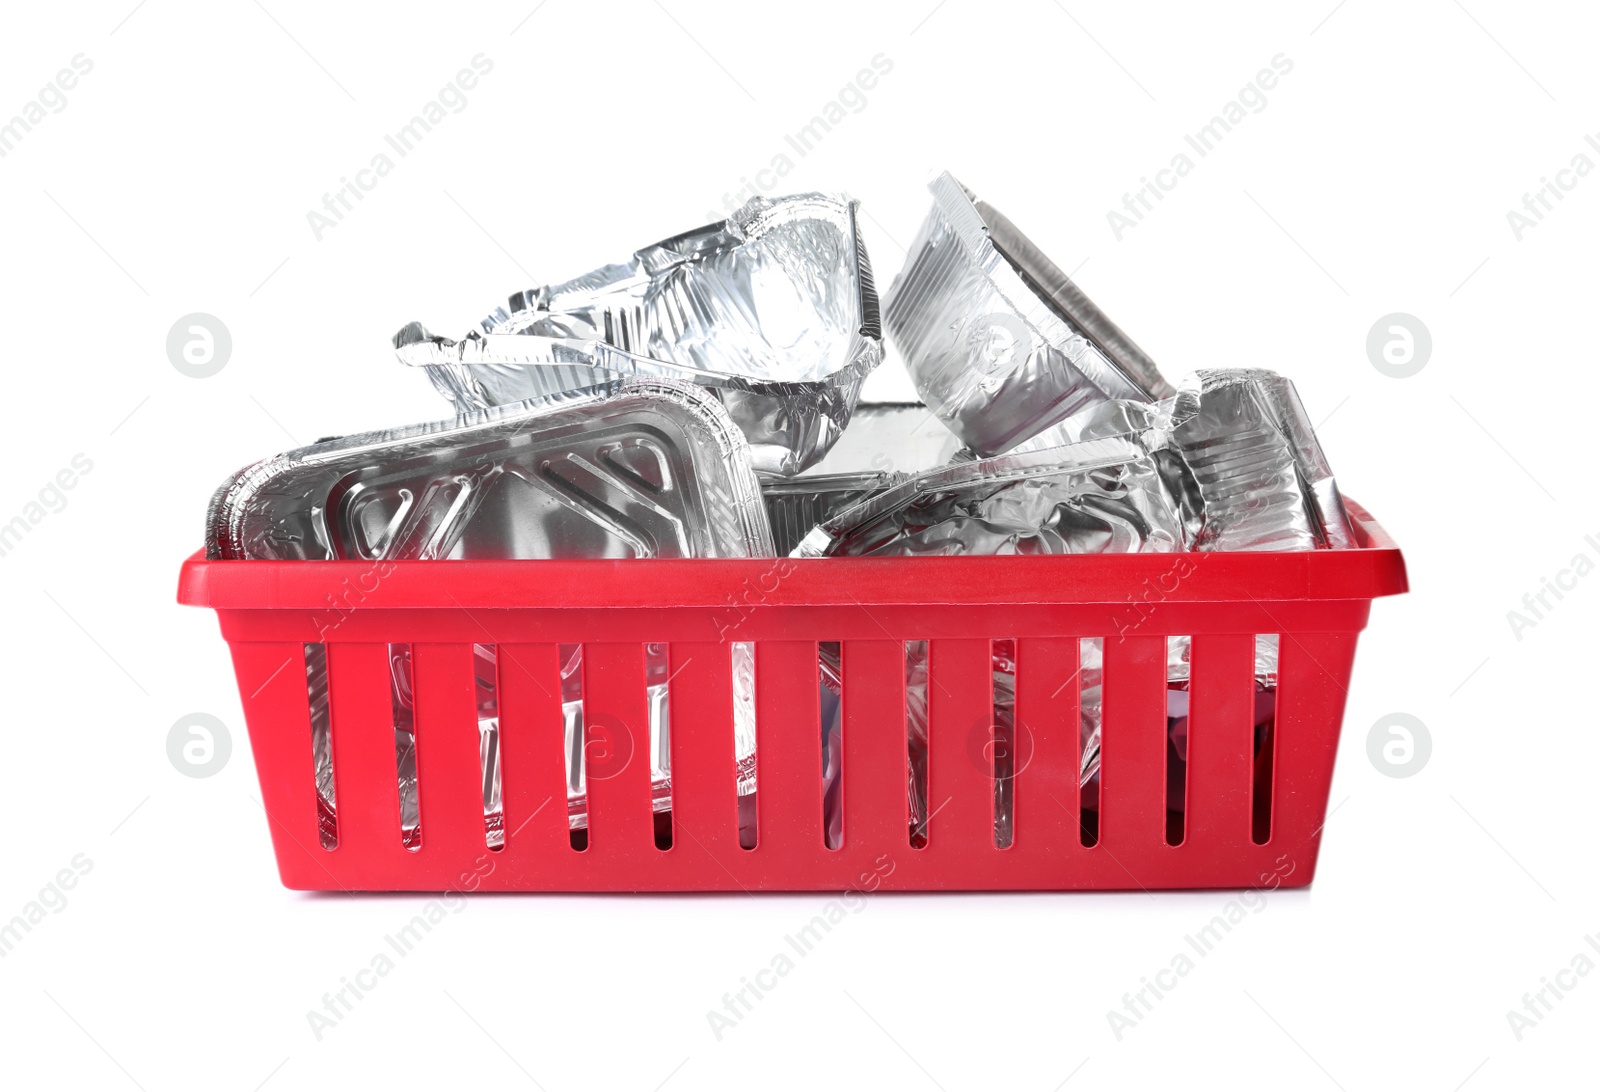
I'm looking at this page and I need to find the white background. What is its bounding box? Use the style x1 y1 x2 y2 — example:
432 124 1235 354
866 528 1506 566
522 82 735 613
0 0 1592 1088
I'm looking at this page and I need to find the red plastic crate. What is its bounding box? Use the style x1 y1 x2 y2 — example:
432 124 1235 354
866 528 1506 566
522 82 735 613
177 499 1406 893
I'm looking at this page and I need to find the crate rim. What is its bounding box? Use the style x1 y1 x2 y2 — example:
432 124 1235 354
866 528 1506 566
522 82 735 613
177 498 1406 612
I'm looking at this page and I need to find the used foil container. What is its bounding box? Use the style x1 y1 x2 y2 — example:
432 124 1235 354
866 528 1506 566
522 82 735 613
394 193 885 477
760 402 957 553
885 172 1168 456
792 436 1187 559
763 471 901 557
795 401 963 479
207 381 771 838
1005 389 1181 455
206 380 772 562
1011 370 1354 553
1169 369 1356 551
971 194 1172 402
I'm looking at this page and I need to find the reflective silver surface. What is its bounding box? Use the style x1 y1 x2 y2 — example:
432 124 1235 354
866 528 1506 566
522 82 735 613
395 193 884 476
1009 370 1354 553
762 471 901 557
885 173 1161 455
793 401 962 479
793 436 1186 559
1171 369 1356 551
207 380 773 562
973 195 1172 401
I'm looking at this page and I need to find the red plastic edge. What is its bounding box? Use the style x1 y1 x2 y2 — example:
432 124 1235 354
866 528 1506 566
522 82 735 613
177 499 1407 611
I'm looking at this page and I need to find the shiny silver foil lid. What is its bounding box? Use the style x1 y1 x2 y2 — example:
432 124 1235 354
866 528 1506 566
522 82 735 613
1170 369 1356 551
973 195 1173 403
395 193 884 477
792 436 1186 559
884 172 1167 456
206 379 773 561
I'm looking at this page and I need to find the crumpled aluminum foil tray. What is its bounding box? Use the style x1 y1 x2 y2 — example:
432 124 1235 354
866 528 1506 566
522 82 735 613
885 172 1168 456
206 379 772 562
1008 370 1355 552
394 193 884 477
762 471 901 557
792 401 962 479
1171 369 1355 551
793 435 1186 559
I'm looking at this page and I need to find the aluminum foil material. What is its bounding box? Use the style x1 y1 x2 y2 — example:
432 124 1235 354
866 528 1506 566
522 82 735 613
559 638 757 831
817 644 845 850
1006 396 1207 546
763 471 901 557
207 379 773 562
1250 371 1356 550
794 402 963 479
556 642 710 831
973 197 1173 402
394 193 885 477
1170 369 1356 551
885 172 1165 456
384 641 505 848
304 643 336 848
792 436 1186 559
1165 633 1279 687
1006 391 1179 454
760 402 957 553
207 382 772 838
1009 370 1354 553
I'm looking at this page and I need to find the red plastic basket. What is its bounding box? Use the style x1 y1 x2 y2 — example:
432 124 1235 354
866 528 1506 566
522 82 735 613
178 499 1405 893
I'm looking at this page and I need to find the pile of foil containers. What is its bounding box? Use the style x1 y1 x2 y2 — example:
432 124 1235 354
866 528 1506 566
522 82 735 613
206 173 1357 849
